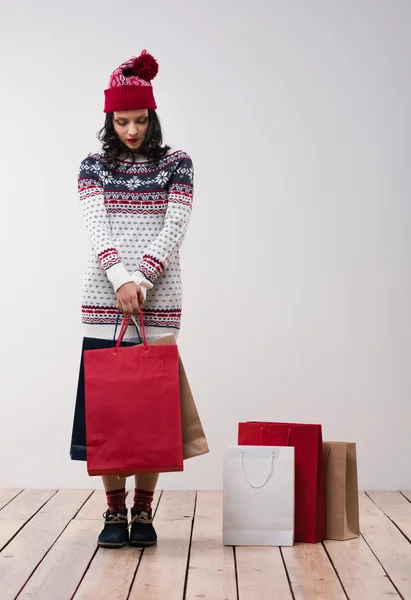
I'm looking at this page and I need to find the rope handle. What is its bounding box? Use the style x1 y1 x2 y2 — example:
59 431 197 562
241 451 275 489
113 311 148 354
114 315 130 353
131 313 148 350
112 310 142 343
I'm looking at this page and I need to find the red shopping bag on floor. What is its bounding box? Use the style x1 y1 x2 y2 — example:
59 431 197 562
84 312 183 476
238 421 325 543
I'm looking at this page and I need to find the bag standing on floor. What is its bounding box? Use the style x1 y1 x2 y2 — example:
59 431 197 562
84 312 183 476
323 441 360 540
223 445 295 547
238 421 326 543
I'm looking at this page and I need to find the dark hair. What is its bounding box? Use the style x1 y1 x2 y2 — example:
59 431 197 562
97 110 170 170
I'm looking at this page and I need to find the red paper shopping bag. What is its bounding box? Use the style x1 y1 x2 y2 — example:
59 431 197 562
84 313 183 476
238 421 325 543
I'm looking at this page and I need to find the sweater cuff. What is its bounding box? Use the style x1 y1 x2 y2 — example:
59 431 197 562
106 262 134 292
131 270 154 290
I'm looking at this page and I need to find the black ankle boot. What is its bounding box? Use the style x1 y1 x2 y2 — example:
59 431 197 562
129 509 157 547
97 510 129 548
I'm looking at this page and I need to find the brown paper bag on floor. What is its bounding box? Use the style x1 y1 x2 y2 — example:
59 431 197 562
149 336 209 460
323 441 360 540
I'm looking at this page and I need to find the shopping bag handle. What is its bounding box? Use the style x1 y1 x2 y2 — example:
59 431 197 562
131 312 147 348
112 310 142 344
241 451 275 489
114 310 148 354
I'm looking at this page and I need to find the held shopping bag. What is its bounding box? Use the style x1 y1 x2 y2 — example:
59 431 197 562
84 312 183 476
70 315 209 463
238 421 326 543
223 445 295 546
323 442 360 540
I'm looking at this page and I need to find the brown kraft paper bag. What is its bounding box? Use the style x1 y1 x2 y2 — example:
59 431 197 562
149 336 209 460
323 441 360 540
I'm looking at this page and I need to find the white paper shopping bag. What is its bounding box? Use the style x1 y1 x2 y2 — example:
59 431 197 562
223 445 295 546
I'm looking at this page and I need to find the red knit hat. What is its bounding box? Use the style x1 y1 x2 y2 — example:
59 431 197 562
104 50 158 113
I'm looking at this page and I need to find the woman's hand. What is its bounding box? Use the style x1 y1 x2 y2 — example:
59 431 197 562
116 282 145 315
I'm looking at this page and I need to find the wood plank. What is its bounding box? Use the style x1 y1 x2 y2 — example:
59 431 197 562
0 490 22 511
129 491 196 600
73 491 162 600
0 522 26 552
0 489 56 522
236 547 293 600
75 491 107 520
73 545 140 600
0 490 56 552
367 491 411 540
0 490 90 600
282 542 347 600
17 519 101 600
185 491 237 600
402 491 411 503
359 491 411 599
324 537 400 599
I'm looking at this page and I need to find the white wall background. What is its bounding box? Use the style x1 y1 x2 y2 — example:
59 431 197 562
0 0 410 491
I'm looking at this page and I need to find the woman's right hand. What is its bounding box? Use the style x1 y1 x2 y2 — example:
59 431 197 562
116 282 145 315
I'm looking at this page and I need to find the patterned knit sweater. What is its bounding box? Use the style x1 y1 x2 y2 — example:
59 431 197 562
78 149 194 340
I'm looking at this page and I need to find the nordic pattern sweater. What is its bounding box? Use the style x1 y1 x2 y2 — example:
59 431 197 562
78 149 194 340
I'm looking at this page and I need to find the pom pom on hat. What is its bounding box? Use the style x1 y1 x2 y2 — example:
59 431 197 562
129 50 159 82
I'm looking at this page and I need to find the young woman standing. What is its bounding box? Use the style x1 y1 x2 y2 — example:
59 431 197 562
77 50 194 548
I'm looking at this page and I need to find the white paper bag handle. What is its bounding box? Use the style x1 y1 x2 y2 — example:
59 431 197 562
241 451 275 489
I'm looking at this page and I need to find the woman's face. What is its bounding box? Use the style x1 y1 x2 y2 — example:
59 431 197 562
113 109 149 151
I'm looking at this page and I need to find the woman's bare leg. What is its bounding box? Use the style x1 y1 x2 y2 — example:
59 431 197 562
101 475 126 492
134 472 160 492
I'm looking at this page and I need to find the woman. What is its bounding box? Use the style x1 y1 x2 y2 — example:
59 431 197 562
77 50 194 548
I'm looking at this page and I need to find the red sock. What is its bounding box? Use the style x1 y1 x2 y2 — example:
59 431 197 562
133 488 154 514
106 488 126 514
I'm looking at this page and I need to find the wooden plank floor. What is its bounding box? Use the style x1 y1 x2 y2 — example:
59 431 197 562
1 490 411 599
